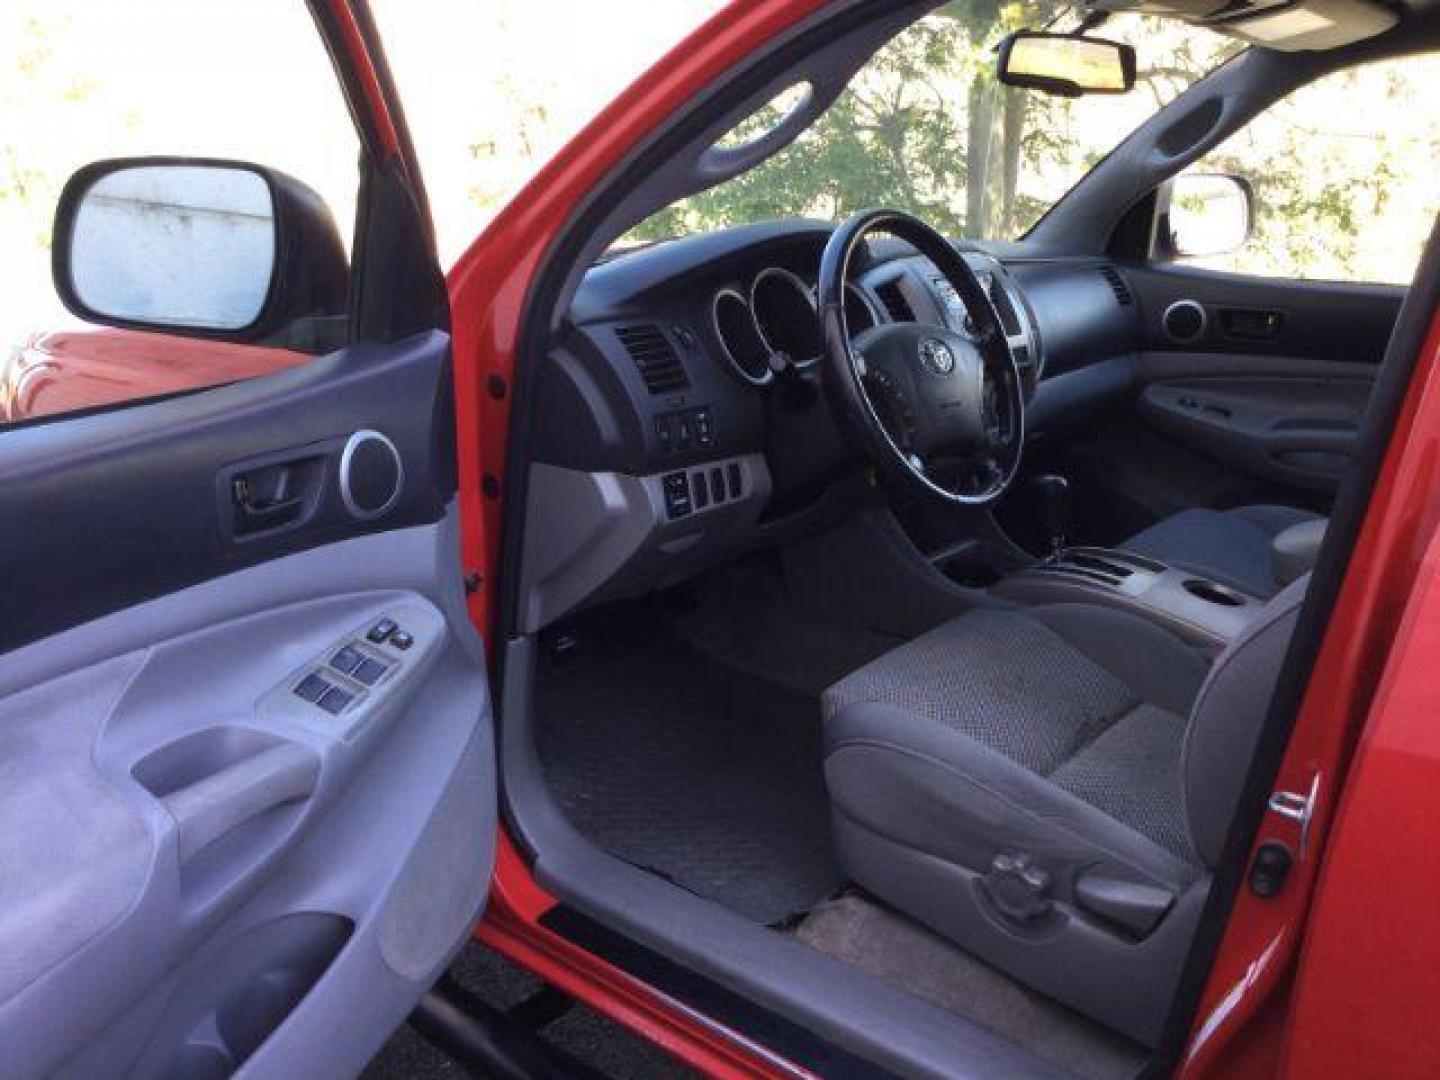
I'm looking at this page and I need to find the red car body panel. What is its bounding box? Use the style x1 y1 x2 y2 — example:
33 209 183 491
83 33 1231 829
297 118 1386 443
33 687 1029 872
426 0 1440 1070
1182 310 1440 1078
2 329 306 423
23 0 1437 1072
1284 527 1440 1076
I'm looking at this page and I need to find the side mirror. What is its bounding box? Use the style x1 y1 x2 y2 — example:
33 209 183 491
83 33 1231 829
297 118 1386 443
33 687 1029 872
996 31 1136 97
1163 173 1254 259
53 158 348 346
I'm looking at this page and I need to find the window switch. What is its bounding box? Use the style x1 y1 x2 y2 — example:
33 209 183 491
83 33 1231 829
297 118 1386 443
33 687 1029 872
317 685 354 715
367 618 398 644
294 671 331 703
390 630 414 650
330 645 364 675
354 657 389 686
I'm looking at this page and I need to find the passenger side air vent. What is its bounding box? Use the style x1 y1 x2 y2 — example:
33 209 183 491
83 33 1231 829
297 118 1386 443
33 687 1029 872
1098 265 1135 307
875 280 914 323
616 324 690 394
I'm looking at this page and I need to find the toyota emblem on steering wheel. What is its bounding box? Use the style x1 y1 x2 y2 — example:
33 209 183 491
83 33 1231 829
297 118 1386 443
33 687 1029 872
919 337 956 376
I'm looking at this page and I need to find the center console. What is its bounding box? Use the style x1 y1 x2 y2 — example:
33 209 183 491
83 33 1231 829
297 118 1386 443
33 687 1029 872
991 547 1263 652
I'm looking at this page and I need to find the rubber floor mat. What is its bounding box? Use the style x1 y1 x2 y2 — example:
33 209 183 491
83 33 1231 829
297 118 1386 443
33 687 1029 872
536 629 844 926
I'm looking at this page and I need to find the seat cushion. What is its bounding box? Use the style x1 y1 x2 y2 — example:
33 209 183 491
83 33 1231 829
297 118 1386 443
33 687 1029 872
1122 504 1323 598
821 605 1215 1045
823 605 1208 875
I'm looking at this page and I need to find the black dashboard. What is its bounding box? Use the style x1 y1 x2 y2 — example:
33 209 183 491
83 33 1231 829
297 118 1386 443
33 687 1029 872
519 218 1143 629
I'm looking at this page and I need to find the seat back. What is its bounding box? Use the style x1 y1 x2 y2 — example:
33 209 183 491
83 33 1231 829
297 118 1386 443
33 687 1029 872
1183 574 1310 867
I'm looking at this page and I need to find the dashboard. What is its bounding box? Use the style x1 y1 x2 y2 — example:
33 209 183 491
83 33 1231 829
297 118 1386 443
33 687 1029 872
520 218 1142 630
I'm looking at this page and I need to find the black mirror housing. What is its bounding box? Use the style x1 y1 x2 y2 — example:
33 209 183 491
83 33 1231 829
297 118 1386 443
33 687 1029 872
52 157 349 350
997 31 1137 97
1156 172 1256 259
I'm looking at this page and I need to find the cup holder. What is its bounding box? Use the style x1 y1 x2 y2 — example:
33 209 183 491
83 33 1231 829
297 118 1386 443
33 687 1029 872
1183 578 1246 607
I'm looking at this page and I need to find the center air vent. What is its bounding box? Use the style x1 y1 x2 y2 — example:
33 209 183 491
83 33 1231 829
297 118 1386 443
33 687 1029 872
875 280 914 323
1098 266 1135 307
616 324 690 394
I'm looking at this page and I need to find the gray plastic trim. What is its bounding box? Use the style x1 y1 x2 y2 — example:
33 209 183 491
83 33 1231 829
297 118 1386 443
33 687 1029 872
518 454 773 632
3 506 494 1079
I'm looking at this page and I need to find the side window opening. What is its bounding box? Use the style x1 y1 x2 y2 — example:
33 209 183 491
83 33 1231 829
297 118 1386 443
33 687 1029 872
1175 54 1440 285
1 0 360 427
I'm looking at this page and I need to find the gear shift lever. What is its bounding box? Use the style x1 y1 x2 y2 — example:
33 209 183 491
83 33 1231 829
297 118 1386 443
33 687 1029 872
1030 474 1071 558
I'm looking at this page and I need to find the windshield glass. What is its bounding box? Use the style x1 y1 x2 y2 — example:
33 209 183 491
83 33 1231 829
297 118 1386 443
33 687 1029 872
621 3 1241 247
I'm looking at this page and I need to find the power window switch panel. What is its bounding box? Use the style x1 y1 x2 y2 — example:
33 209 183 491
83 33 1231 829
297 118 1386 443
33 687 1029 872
330 645 364 675
294 671 331 703
354 657 389 685
317 686 355 715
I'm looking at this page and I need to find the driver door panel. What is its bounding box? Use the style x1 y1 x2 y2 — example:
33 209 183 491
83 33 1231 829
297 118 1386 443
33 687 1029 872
0 334 495 1078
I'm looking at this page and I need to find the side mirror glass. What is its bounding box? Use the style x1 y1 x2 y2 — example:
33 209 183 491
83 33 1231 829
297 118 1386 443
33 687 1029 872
56 161 278 333
997 31 1136 97
1167 173 1254 258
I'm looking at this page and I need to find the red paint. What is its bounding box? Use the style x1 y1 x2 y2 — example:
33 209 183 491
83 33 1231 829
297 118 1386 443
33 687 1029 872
1 328 306 423
322 0 403 160
445 0 834 634
332 0 1440 1069
1180 307 1440 1077
441 0 838 1069
1282 528 1440 1076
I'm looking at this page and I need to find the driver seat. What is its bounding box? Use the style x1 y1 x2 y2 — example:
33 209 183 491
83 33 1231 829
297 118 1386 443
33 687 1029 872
820 578 1307 1046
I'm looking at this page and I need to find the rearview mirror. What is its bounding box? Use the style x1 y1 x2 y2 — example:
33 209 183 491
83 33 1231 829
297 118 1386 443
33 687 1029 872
997 31 1136 97
1165 173 1254 258
53 157 348 344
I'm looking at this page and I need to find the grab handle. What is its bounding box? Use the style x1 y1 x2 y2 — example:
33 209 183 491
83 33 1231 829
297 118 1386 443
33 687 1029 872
161 744 319 862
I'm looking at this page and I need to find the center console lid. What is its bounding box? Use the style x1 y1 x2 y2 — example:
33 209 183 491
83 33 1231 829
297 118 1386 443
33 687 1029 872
992 547 1263 651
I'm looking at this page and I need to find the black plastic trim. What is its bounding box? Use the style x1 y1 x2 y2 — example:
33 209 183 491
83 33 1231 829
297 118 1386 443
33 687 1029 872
0 331 453 655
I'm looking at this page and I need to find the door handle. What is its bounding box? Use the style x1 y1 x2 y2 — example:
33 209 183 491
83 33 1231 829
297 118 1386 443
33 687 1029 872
227 454 324 537
161 743 320 863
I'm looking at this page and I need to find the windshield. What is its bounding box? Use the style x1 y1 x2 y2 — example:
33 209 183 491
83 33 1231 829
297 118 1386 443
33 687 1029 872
622 3 1241 247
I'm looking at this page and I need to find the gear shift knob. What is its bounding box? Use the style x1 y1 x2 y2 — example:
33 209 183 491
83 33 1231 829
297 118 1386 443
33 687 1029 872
1030 474 1071 557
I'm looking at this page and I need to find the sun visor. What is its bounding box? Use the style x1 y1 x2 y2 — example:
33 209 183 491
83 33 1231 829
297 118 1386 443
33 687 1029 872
1095 0 1399 51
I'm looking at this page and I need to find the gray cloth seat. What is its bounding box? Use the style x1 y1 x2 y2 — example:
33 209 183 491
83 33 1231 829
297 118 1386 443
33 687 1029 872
821 579 1307 1047
1122 504 1324 598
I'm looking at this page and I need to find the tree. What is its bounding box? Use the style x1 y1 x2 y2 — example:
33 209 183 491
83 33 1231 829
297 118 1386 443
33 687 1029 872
623 3 1234 246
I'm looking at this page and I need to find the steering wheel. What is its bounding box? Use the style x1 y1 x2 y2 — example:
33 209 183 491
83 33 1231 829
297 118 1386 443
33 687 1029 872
817 209 1025 506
